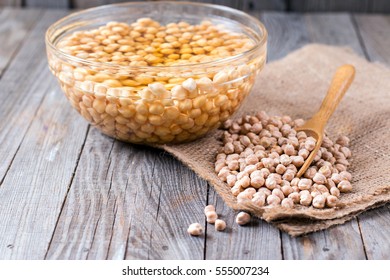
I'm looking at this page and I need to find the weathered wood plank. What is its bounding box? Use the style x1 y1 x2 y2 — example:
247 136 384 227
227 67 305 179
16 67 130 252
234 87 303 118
0 0 22 7
24 0 68 9
351 14 390 260
45 131 207 260
357 205 390 259
72 0 284 10
260 12 311 61
304 13 365 57
72 0 147 9
205 187 282 259
0 10 67 183
290 0 390 13
0 10 90 260
243 0 286 11
282 221 366 259
258 12 367 259
146 154 207 260
354 15 390 65
0 8 43 76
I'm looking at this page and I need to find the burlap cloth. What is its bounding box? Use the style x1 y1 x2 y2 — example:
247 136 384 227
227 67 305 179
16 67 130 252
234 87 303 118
159 44 390 236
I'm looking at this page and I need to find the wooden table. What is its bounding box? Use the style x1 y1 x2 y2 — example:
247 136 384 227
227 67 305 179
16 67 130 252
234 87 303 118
0 8 389 260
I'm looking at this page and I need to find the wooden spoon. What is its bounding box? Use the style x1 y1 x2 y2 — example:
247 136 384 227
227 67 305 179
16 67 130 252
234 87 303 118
296 64 355 178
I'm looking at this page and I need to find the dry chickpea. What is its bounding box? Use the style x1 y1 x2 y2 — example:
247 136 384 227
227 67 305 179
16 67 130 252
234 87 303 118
265 177 278 190
331 173 342 184
330 186 340 197
339 171 352 181
187 223 203 236
304 166 317 179
258 187 272 196
282 170 295 181
288 192 300 204
300 190 313 206
272 188 285 200
338 180 352 193
215 219 227 231
204 205 215 215
313 173 327 184
226 174 237 187
283 144 295 156
336 136 350 146
319 165 332 177
236 212 251 225
250 175 265 188
281 185 293 197
267 194 281 205
312 195 326 209
252 194 266 207
298 178 312 190
206 211 218 224
305 137 317 151
281 197 294 208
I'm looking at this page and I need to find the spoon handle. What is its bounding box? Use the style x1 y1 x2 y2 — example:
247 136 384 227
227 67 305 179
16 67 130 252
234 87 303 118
313 64 355 130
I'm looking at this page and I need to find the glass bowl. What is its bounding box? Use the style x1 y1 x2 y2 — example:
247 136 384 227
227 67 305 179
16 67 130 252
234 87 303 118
45 1 267 144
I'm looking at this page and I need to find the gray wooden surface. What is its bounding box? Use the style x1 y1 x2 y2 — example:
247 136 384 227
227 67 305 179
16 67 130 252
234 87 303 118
0 7 389 260
1 0 390 13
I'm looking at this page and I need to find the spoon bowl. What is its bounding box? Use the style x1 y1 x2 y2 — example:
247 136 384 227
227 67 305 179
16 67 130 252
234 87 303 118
296 64 355 177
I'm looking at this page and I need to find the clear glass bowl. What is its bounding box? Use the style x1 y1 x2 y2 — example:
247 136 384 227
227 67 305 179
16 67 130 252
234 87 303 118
45 1 267 144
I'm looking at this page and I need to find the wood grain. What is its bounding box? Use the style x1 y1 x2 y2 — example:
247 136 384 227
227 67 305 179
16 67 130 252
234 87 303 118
282 221 366 259
290 0 390 13
357 205 390 259
24 0 68 8
351 14 390 260
260 12 310 61
0 10 67 184
45 130 208 260
72 0 138 9
0 8 42 76
145 154 208 260
0 0 22 7
243 0 286 11
304 13 364 57
354 15 390 64
205 187 282 259
72 0 275 10
0 10 90 259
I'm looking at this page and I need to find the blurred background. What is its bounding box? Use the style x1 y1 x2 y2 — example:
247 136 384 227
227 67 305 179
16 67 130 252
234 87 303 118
0 0 389 13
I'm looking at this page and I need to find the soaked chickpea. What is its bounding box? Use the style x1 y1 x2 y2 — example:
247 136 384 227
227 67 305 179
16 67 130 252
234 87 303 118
48 18 266 144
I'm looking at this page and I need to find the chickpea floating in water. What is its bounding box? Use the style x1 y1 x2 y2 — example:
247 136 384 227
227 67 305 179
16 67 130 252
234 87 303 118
215 112 353 208
51 18 263 144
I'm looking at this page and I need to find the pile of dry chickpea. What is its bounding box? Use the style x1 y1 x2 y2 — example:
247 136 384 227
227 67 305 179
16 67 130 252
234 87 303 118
214 111 353 209
49 18 264 144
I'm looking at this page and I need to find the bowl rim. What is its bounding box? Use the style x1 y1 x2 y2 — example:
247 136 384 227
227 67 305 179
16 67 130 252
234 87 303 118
45 1 267 72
